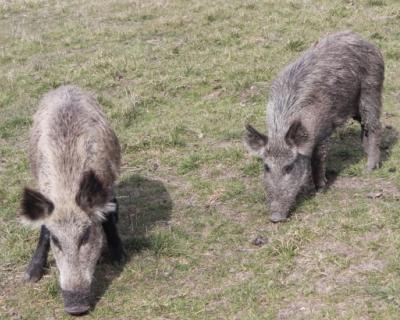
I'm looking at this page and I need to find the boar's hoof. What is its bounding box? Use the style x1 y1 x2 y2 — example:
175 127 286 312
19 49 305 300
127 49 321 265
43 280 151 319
110 248 128 266
316 178 328 192
366 163 380 173
316 184 328 193
269 212 288 223
24 266 45 283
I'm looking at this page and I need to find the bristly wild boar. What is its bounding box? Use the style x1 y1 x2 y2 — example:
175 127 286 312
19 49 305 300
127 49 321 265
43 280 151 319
245 31 384 223
20 85 126 315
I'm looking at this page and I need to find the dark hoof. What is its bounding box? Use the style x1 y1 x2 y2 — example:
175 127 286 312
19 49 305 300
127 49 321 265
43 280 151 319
366 165 378 173
366 160 380 172
24 266 45 282
316 184 327 193
315 175 328 192
64 305 90 316
110 248 127 265
269 212 288 223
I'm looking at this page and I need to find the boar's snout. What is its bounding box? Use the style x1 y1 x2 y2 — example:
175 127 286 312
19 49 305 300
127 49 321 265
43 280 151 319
62 289 90 316
269 212 288 223
269 201 289 223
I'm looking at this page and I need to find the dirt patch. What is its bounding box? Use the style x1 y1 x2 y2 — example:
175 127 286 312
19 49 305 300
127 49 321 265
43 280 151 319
202 87 226 101
332 177 400 199
239 82 269 105
314 257 387 295
287 236 387 295
278 299 327 320
278 296 383 320
208 140 242 149
209 202 250 224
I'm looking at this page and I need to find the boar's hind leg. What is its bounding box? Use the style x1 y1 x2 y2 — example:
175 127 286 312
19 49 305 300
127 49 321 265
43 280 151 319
312 139 329 191
102 198 127 265
24 225 50 282
359 86 382 172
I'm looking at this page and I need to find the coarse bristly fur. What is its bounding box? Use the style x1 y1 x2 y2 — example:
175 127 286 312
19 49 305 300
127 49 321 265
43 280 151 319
20 85 122 314
245 31 384 222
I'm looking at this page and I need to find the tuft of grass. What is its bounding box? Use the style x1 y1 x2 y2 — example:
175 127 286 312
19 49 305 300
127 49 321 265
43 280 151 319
178 154 202 175
286 39 306 52
149 230 181 257
366 0 386 6
386 48 400 61
45 277 60 299
241 159 262 177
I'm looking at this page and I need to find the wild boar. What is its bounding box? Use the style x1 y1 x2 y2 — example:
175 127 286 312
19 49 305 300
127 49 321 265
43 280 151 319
20 85 126 315
245 31 384 222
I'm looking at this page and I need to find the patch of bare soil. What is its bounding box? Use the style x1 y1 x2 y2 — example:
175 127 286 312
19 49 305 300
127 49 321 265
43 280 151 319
278 299 327 320
0 266 32 319
239 82 269 105
202 87 225 101
331 177 400 199
287 235 388 295
278 296 383 320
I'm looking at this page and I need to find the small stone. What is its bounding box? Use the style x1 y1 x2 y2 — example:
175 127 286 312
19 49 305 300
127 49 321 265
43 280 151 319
367 191 383 199
251 235 268 246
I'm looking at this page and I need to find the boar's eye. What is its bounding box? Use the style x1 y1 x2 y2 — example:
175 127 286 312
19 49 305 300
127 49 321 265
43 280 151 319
78 226 91 248
283 164 294 174
264 164 270 172
51 235 62 251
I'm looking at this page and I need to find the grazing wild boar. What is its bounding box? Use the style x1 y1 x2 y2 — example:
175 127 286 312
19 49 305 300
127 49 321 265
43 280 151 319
21 85 126 315
245 31 384 222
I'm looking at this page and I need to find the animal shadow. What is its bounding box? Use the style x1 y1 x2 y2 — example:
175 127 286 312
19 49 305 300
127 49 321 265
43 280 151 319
326 123 398 186
92 174 173 309
293 123 398 216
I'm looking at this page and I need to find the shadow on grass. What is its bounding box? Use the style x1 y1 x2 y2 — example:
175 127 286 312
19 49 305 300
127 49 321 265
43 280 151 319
92 174 172 309
292 124 398 218
326 124 398 186
379 125 399 162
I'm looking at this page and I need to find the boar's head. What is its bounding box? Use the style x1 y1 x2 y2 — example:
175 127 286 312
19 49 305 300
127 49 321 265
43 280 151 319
21 170 115 315
245 120 313 222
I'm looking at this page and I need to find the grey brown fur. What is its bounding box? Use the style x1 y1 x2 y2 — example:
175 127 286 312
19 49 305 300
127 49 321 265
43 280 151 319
21 85 125 315
245 31 384 222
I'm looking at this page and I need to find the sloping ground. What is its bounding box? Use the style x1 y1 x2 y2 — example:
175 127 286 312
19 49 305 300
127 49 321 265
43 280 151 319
1 0 400 319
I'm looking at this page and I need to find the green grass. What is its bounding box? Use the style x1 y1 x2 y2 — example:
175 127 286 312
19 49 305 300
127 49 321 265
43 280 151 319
1 0 400 319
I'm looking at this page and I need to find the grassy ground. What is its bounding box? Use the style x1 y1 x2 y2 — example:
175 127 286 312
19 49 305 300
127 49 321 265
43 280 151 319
1 0 400 319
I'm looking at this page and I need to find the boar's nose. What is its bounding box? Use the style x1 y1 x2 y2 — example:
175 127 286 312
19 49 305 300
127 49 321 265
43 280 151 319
269 201 288 223
270 212 288 223
65 305 90 316
62 290 90 316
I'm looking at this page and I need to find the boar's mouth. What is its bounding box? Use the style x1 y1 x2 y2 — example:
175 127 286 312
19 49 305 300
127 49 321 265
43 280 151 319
62 289 91 316
267 179 314 223
269 200 291 223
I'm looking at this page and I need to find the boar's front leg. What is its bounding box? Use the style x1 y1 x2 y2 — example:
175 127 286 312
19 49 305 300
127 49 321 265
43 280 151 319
102 198 127 265
24 225 50 282
311 139 329 191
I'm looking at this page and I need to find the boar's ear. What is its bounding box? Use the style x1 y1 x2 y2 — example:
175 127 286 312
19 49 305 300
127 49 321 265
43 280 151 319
21 188 54 223
76 170 108 212
244 124 268 157
285 120 308 148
